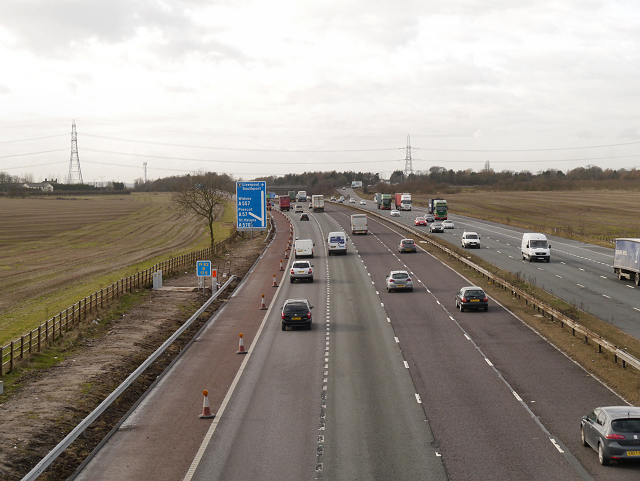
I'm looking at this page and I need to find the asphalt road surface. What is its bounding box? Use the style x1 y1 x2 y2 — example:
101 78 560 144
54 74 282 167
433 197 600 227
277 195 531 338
341 188 640 340
73 203 640 481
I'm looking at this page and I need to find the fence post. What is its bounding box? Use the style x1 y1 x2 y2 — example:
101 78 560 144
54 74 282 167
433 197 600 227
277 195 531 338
20 335 24 360
38 325 42 352
29 330 33 354
10 341 15 373
0 345 3 375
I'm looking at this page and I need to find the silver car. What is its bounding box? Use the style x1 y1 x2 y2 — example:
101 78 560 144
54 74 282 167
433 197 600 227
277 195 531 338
290 261 313 283
581 406 640 465
386 270 413 292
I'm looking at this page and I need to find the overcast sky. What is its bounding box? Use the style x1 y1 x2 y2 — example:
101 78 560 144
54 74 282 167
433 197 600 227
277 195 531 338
1 0 640 184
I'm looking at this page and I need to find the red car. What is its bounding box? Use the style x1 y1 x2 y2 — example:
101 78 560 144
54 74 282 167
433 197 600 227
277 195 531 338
414 216 427 226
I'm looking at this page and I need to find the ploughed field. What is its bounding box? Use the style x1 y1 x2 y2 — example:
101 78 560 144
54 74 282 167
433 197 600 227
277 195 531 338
433 190 640 241
0 193 210 345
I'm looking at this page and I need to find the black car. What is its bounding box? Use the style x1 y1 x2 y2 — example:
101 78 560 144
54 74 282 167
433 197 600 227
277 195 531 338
455 286 489 312
581 406 640 465
300 213 309 221
281 298 313 330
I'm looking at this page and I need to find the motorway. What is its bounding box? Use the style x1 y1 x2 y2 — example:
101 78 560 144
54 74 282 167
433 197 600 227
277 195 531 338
72 202 639 480
340 188 640 340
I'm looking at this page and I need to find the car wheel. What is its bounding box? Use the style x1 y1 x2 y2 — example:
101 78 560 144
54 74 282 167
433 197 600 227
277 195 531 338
282 323 286 331
581 427 588 447
309 276 313 282
485 306 489 312
307 323 312 330
409 288 413 292
459 304 464 312
290 278 294 283
598 443 610 466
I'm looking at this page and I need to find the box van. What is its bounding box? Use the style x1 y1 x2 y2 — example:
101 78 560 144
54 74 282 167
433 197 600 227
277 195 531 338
521 233 550 262
350 214 368 235
327 231 347 255
294 238 314 258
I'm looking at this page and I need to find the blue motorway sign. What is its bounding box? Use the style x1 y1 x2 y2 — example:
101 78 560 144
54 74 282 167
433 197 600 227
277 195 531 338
236 181 267 231
196 260 211 277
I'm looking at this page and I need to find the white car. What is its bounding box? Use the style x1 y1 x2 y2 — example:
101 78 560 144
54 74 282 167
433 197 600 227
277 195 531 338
442 220 454 229
290 260 314 283
349 198 356 203
390 210 401 217
359 200 366 205
295 205 303 213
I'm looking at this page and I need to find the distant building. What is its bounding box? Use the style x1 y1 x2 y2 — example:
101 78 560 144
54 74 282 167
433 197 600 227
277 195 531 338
23 182 54 192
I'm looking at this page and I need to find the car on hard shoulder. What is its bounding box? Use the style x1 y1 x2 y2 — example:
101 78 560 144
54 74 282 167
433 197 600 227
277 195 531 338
429 222 444 233
425 214 434 222
290 260 313 283
300 213 309 221
281 298 313 330
359 200 366 205
581 406 640 465
455 286 488 312
349 198 356 203
398 238 416 253
386 270 413 292
390 209 401 217
295 205 303 213
414 216 427 226
442 220 454 229
461 231 481 249
331 196 336 201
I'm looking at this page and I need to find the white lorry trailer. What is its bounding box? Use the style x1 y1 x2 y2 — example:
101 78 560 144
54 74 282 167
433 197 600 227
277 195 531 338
350 214 368 235
613 238 640 286
311 195 325 212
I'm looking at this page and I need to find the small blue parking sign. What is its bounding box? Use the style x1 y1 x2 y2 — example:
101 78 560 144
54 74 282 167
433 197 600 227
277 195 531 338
236 181 267 231
197 260 211 277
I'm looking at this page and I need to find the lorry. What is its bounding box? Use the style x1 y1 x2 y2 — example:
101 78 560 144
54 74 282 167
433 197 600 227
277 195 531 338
521 233 550 262
351 180 363 189
379 193 392 210
279 195 291 211
613 238 640 285
394 193 412 211
430 199 447 220
297 191 307 202
350 214 368 235
374 193 381 208
311 194 325 212
288 191 296 202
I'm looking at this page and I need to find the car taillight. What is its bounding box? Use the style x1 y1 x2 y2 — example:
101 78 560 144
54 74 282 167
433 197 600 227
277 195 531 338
308 269 312 274
461 297 467 302
281 312 285 319
307 311 311 318
389 279 394 283
291 269 294 274
606 433 626 440
407 278 412 282
483 297 488 302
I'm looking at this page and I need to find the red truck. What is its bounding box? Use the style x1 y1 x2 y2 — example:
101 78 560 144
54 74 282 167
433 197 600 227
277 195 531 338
279 196 290 211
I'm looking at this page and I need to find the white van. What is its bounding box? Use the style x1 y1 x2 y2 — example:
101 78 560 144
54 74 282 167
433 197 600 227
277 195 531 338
327 231 347 255
294 238 315 258
521 233 550 262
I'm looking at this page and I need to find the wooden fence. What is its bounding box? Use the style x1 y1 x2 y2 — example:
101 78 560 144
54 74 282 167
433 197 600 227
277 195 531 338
0 230 238 376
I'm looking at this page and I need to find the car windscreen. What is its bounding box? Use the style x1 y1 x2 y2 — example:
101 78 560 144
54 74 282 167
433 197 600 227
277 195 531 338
611 418 640 432
464 290 485 297
530 240 548 248
402 240 414 245
293 262 309 268
466 234 478 239
329 236 344 243
284 303 307 313
392 273 408 279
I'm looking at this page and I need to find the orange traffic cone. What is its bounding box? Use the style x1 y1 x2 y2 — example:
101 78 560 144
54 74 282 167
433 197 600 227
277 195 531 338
284 249 289 259
260 294 267 310
199 390 215 419
272 274 278 287
237 333 248 354
280 259 284 271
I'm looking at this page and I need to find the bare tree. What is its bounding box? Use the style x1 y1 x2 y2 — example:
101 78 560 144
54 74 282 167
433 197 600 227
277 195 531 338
171 171 234 249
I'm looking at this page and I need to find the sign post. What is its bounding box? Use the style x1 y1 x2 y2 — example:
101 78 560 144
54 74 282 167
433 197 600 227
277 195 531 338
197 260 212 294
236 181 267 232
